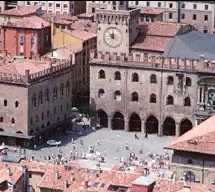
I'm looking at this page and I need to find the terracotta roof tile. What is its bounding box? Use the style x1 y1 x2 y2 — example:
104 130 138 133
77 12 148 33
2 15 50 29
167 115 215 155
0 5 40 17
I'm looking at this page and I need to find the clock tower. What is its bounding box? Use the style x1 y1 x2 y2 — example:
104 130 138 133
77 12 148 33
96 8 140 54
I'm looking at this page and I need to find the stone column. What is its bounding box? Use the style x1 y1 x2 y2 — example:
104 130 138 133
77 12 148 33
124 118 129 131
141 119 145 134
158 122 163 136
108 115 112 130
176 122 180 137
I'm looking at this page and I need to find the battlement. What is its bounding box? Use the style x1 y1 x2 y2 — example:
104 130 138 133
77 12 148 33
90 51 215 73
0 57 72 85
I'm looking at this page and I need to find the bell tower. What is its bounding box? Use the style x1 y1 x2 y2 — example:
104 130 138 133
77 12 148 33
96 8 140 54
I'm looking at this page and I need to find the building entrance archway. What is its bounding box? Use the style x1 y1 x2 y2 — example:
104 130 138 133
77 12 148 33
145 115 159 134
112 112 124 130
180 119 193 135
129 113 141 132
163 117 176 136
97 109 108 128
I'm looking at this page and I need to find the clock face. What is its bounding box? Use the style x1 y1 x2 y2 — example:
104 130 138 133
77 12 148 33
103 27 122 48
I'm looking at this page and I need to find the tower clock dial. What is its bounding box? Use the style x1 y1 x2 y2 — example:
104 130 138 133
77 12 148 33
103 27 123 48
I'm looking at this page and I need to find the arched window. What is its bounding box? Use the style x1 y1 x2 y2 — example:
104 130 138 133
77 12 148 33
45 88 50 101
98 70 105 79
186 77 192 86
131 92 139 102
60 83 64 96
4 99 7 107
39 91 43 104
32 94 37 107
150 93 156 103
15 101 19 108
150 74 157 83
166 95 174 105
114 71 121 80
66 81 70 96
167 76 174 85
0 117 3 122
184 97 191 106
114 90 121 101
53 87 58 99
11 118 15 124
98 89 105 98
132 73 139 82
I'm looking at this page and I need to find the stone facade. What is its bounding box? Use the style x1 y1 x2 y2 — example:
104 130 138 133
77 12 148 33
0 58 72 147
18 1 86 16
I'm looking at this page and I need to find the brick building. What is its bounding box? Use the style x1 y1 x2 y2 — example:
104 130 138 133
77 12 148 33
0 57 72 147
89 7 215 137
87 1 215 34
167 115 215 185
18 1 86 16
0 14 51 59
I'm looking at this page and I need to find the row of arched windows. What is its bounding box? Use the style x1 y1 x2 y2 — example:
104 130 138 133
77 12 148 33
98 89 191 106
0 117 15 124
32 81 70 107
98 70 192 86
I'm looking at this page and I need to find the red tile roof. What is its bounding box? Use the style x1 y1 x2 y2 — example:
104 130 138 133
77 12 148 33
2 15 50 29
132 22 188 52
0 5 40 17
167 115 215 155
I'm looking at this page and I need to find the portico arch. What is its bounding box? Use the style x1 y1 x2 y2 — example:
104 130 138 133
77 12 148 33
145 115 159 134
112 112 124 130
163 117 176 136
129 113 141 132
97 109 108 128
180 119 193 136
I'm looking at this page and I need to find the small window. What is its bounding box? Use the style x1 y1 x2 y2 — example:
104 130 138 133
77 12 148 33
56 3 60 8
186 77 192 86
181 13 185 19
181 3 185 8
150 74 157 83
0 117 3 122
63 4 68 8
39 91 43 104
45 89 50 101
204 15 208 21
193 14 197 20
158 2 161 7
132 73 139 82
49 3 52 7
114 91 121 101
15 101 19 108
203 29 208 34
166 95 174 105
114 71 121 80
60 83 64 96
205 4 209 10
167 76 174 85
135 1 138 5
11 118 15 124
98 89 105 98
184 97 191 106
131 92 138 102
169 12 173 19
53 87 58 99
193 4 197 9
188 159 193 164
4 100 7 107
169 3 173 8
150 94 156 103
98 70 105 79
92 7 95 13
146 1 150 7
26 1 30 5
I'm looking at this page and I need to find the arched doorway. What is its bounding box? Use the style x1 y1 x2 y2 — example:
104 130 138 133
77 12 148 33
180 119 193 136
97 110 108 128
129 113 141 132
185 171 196 182
112 112 124 130
163 117 176 136
145 115 159 134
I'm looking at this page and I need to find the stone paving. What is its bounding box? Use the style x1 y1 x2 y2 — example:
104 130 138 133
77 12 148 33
23 127 173 170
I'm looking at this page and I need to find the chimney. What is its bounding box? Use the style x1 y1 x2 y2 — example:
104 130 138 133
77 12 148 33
130 176 156 192
7 168 12 177
65 180 70 188
24 69 30 83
